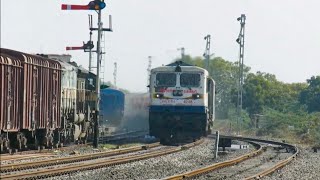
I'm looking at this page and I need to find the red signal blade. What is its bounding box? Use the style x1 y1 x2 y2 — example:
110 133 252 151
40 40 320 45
66 46 83 50
61 4 89 10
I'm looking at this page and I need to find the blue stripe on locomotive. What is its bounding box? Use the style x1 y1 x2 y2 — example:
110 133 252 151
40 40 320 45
100 88 125 125
149 105 206 114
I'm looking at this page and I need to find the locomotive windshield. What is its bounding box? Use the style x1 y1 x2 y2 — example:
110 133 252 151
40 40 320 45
156 73 176 87
180 73 200 87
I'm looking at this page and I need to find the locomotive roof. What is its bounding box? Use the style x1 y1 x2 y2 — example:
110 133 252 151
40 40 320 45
101 88 125 96
57 59 77 71
166 61 193 66
151 63 207 74
0 48 62 68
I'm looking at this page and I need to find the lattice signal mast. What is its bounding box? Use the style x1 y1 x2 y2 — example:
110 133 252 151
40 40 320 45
236 14 246 135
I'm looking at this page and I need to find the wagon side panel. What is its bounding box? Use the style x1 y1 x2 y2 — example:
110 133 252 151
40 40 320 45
0 54 23 132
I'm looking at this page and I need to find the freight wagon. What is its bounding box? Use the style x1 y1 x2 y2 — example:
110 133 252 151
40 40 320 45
0 49 96 151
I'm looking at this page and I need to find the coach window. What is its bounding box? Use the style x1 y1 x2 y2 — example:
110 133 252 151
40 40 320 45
156 73 176 87
180 73 200 87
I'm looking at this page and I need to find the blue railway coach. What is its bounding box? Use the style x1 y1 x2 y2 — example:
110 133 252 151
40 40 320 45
100 88 125 126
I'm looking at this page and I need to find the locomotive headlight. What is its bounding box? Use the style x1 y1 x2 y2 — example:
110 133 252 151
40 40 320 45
154 93 163 98
192 94 201 99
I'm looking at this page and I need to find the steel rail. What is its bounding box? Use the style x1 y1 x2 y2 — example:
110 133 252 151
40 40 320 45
0 142 160 173
0 153 56 161
164 135 298 180
98 130 149 143
164 141 262 180
1 139 204 180
244 143 299 179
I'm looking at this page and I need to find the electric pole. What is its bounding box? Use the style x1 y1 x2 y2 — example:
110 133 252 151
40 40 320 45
203 34 211 71
113 62 117 89
178 47 185 60
236 14 246 136
147 56 152 92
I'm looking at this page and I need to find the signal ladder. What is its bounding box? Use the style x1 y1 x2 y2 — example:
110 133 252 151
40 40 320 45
90 30 106 84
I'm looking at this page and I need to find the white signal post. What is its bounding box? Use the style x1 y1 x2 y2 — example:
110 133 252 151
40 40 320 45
93 9 102 148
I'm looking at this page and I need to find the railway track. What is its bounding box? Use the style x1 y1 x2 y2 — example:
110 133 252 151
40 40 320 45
0 153 57 161
0 139 204 179
98 130 149 143
0 142 160 173
0 130 148 156
164 135 299 180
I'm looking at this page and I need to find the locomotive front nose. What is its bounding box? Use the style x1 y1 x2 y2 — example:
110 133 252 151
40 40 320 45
173 90 183 96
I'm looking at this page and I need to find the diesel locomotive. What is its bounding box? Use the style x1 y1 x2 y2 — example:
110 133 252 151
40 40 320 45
148 61 215 144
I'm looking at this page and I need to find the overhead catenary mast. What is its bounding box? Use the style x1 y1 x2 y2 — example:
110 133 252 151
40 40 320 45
236 14 246 135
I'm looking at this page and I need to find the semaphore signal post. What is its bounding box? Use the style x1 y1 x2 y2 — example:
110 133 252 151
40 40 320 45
61 0 112 148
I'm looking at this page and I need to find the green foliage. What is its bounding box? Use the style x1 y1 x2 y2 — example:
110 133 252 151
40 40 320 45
209 57 240 118
242 72 305 117
299 76 320 113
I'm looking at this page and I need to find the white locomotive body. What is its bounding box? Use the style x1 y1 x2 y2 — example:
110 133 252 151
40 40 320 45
149 61 215 143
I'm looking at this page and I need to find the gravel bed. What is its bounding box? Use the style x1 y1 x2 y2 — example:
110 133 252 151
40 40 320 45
263 146 320 180
45 138 253 180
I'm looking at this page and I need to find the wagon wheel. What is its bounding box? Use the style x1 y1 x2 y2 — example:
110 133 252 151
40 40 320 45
34 136 40 150
0 135 4 152
17 133 23 150
17 132 27 150
5 139 11 153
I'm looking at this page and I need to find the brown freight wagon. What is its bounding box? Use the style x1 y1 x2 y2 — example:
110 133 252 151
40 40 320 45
0 53 23 151
0 48 62 151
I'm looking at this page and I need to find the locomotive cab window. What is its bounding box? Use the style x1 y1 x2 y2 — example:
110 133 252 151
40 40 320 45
180 73 200 87
156 73 176 87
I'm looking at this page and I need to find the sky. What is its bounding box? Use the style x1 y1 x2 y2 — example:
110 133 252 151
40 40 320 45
1 0 320 92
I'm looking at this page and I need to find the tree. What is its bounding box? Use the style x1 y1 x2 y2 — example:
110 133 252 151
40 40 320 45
242 72 268 118
299 76 320 113
177 56 250 119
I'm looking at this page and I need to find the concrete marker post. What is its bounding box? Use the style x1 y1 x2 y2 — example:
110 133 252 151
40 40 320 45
214 131 219 159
